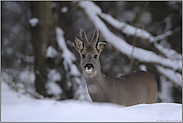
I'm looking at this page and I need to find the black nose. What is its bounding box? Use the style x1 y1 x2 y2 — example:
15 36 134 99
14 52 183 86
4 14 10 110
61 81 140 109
85 64 94 69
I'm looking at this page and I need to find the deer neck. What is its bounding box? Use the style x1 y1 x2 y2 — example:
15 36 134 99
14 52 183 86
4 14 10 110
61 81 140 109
84 69 109 102
84 70 106 89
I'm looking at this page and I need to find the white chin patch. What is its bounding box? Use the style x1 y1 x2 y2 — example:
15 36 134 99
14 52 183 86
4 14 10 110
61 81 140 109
85 67 93 73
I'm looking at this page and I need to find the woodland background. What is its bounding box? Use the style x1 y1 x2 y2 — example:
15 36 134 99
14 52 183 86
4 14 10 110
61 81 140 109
1 1 182 104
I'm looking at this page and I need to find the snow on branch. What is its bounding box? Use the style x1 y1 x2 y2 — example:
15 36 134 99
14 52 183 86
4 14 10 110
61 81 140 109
78 1 182 71
154 43 182 60
46 46 58 58
99 11 182 62
156 65 182 87
29 18 39 27
78 1 182 87
56 27 80 76
99 13 173 43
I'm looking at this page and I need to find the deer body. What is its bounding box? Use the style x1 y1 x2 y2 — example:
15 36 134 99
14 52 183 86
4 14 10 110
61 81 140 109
74 29 157 106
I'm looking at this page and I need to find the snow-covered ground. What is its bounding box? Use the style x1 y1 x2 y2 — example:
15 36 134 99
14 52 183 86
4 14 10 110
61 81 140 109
1 82 182 122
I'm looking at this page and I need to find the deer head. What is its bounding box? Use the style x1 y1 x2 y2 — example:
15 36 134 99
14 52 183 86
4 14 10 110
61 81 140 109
74 29 107 78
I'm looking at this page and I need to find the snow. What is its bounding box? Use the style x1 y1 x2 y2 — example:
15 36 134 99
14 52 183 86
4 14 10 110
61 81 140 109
78 1 181 71
1 82 182 122
46 69 62 98
99 11 172 43
4 47 34 64
56 27 80 76
156 65 182 87
139 64 147 71
154 43 182 60
46 46 58 58
29 18 39 27
158 76 174 102
61 6 68 13
78 1 182 86
47 69 61 82
19 70 35 84
46 82 62 97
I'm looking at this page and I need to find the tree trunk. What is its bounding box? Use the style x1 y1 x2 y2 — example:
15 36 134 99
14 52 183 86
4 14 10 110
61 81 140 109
30 1 56 96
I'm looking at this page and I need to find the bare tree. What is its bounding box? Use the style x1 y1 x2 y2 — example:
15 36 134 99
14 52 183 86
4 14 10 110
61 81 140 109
1 1 182 103
30 1 56 96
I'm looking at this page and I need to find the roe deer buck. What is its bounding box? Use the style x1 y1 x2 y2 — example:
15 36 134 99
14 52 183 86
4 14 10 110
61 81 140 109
74 29 157 106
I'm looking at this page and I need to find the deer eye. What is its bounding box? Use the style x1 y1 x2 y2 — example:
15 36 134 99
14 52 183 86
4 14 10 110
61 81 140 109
94 55 97 58
82 54 85 58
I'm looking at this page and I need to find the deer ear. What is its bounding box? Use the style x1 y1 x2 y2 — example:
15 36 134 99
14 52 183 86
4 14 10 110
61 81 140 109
74 37 83 51
97 41 107 52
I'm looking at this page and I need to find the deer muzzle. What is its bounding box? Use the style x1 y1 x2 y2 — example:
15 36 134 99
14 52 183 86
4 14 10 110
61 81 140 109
85 63 94 74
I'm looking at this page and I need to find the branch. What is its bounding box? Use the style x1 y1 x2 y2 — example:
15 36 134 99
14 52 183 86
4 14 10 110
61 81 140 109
56 27 81 76
156 65 182 88
78 1 182 87
99 10 182 62
99 12 173 43
154 42 182 60
78 1 181 71
129 2 149 72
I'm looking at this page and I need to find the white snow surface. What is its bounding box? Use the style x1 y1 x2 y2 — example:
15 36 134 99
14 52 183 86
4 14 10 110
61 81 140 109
1 82 182 122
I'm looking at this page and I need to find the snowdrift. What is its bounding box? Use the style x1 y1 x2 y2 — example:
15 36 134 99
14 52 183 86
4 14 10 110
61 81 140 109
1 82 182 122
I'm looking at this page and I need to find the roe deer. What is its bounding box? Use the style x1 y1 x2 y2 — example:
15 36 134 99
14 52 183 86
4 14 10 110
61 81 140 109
74 29 157 106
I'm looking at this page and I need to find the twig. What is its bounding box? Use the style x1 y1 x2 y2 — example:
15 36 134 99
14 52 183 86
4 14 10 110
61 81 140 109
129 2 149 72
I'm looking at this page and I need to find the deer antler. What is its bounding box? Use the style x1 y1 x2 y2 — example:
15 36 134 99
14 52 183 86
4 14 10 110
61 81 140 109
91 29 99 46
80 29 89 45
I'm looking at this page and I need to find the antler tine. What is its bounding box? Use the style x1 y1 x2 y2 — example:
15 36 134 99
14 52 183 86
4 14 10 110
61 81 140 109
80 29 89 44
91 29 99 46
